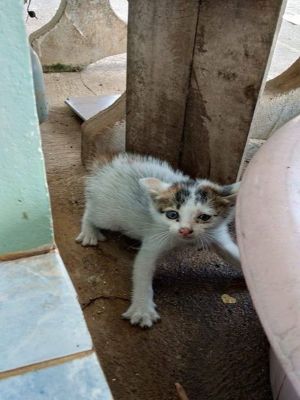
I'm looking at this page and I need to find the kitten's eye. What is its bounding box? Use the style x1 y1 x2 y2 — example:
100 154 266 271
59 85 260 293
165 210 179 220
198 214 211 222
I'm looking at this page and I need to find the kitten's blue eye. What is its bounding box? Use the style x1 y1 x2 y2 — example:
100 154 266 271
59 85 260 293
198 214 211 222
166 210 179 220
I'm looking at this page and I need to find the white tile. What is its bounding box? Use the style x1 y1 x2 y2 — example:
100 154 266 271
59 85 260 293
0 353 113 400
0 251 92 373
65 94 121 121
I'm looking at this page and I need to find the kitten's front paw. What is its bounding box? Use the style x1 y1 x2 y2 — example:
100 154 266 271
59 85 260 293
122 303 160 328
76 230 106 246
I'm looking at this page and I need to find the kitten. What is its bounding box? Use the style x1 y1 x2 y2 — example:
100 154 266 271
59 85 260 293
76 153 240 328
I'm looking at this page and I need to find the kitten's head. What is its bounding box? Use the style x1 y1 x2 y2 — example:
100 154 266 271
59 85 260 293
140 178 240 241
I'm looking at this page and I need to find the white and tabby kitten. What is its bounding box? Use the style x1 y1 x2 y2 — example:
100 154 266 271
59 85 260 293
76 153 240 328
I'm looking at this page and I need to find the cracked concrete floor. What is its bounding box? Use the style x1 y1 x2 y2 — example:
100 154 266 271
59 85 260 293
41 67 272 400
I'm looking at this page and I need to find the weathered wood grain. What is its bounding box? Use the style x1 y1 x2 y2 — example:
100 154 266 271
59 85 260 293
180 0 284 183
126 0 200 168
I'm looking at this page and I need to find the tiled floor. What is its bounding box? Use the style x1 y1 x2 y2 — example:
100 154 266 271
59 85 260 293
0 251 91 372
0 251 112 399
0 353 112 400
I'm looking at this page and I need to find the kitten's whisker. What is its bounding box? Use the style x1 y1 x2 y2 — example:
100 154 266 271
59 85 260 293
149 234 169 241
141 237 169 251
203 237 210 252
148 230 169 239
197 236 209 252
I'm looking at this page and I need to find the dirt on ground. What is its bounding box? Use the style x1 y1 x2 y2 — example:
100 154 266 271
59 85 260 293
40 71 272 400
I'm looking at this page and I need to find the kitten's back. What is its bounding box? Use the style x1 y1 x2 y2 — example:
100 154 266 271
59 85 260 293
84 153 187 237
87 153 187 193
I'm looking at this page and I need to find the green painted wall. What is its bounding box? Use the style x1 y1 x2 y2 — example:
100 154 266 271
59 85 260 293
0 0 53 255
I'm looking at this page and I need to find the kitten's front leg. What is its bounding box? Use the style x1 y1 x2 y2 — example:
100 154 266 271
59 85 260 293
211 226 241 269
122 240 162 328
76 208 106 246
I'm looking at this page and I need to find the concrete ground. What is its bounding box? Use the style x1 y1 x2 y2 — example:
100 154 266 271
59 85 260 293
40 62 272 399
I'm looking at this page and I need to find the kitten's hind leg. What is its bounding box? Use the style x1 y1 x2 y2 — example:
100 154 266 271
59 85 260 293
76 210 106 246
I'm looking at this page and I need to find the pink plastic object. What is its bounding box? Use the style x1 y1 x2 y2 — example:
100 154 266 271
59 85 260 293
236 116 300 399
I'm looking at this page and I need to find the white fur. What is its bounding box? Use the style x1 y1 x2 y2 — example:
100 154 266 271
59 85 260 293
76 154 240 328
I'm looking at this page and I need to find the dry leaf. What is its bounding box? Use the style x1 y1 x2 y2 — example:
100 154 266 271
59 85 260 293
221 294 237 304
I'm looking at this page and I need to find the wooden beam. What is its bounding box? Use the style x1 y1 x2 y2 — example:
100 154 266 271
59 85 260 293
180 0 284 183
126 0 200 168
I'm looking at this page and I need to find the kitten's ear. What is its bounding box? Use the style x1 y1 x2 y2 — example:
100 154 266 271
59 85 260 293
219 182 240 204
139 178 170 194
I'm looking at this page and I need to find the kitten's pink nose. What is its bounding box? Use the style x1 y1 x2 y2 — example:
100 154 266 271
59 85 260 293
179 227 193 237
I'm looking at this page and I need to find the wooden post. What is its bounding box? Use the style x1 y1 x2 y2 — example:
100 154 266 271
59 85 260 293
180 0 284 183
126 0 284 183
126 0 200 168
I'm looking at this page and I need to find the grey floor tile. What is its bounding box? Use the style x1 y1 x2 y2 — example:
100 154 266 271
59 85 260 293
0 353 113 400
0 251 92 373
